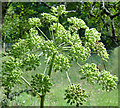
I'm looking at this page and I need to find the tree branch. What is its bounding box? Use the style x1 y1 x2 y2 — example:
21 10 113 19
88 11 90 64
111 19 116 37
102 6 112 16
41 2 51 9
100 15 109 31
2 2 12 22
7 89 32 100
111 12 120 19
101 1 120 19
101 1 118 37
90 2 96 17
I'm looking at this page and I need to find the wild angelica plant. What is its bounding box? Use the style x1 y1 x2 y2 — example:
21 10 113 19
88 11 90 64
2 5 118 107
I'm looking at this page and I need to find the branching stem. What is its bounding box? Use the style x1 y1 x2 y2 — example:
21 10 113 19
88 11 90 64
47 24 52 40
48 53 56 77
58 42 65 47
62 47 71 49
38 52 43 57
66 71 71 85
44 56 51 74
77 62 81 67
20 76 42 97
37 26 49 40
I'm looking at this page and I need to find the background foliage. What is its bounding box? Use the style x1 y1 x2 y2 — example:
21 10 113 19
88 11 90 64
2 2 120 50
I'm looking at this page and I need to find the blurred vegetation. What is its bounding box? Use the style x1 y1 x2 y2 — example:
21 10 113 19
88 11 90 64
2 2 120 50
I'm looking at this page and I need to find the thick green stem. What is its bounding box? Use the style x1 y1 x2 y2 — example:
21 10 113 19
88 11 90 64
40 15 58 108
21 76 45 108
48 53 56 77
40 95 45 108
40 53 56 108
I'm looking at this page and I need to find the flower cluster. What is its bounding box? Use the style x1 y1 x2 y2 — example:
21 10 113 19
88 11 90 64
2 5 118 107
79 63 100 83
70 33 81 44
51 5 67 16
29 27 39 37
68 17 88 33
49 23 91 63
41 13 58 24
10 28 44 58
53 54 70 72
70 43 91 61
28 18 41 27
50 22 65 31
79 63 118 91
93 42 109 61
98 70 118 92
42 40 58 56
84 28 109 61
22 54 41 71
26 35 43 51
10 39 28 58
84 28 101 45
50 23 72 45
64 84 88 107
2 57 22 89
31 74 52 95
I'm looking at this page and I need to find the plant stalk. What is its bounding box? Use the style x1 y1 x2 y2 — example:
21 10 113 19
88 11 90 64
40 95 45 108
48 53 56 77
66 71 71 85
40 14 59 108
44 56 51 74
40 53 56 108
37 26 49 40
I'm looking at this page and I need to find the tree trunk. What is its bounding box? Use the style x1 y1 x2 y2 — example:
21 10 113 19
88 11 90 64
3 42 5 53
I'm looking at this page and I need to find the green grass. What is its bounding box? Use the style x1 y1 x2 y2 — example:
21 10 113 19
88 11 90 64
1 47 119 106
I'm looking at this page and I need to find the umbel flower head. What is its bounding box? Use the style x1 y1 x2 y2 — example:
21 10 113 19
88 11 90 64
64 84 88 107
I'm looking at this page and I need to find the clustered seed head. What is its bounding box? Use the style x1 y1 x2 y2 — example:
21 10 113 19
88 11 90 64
53 54 70 72
98 70 118 92
22 54 41 71
28 18 41 27
94 42 109 61
79 63 118 91
2 57 23 89
51 5 67 16
68 17 88 33
41 13 58 24
84 28 109 61
31 74 52 95
64 84 88 107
